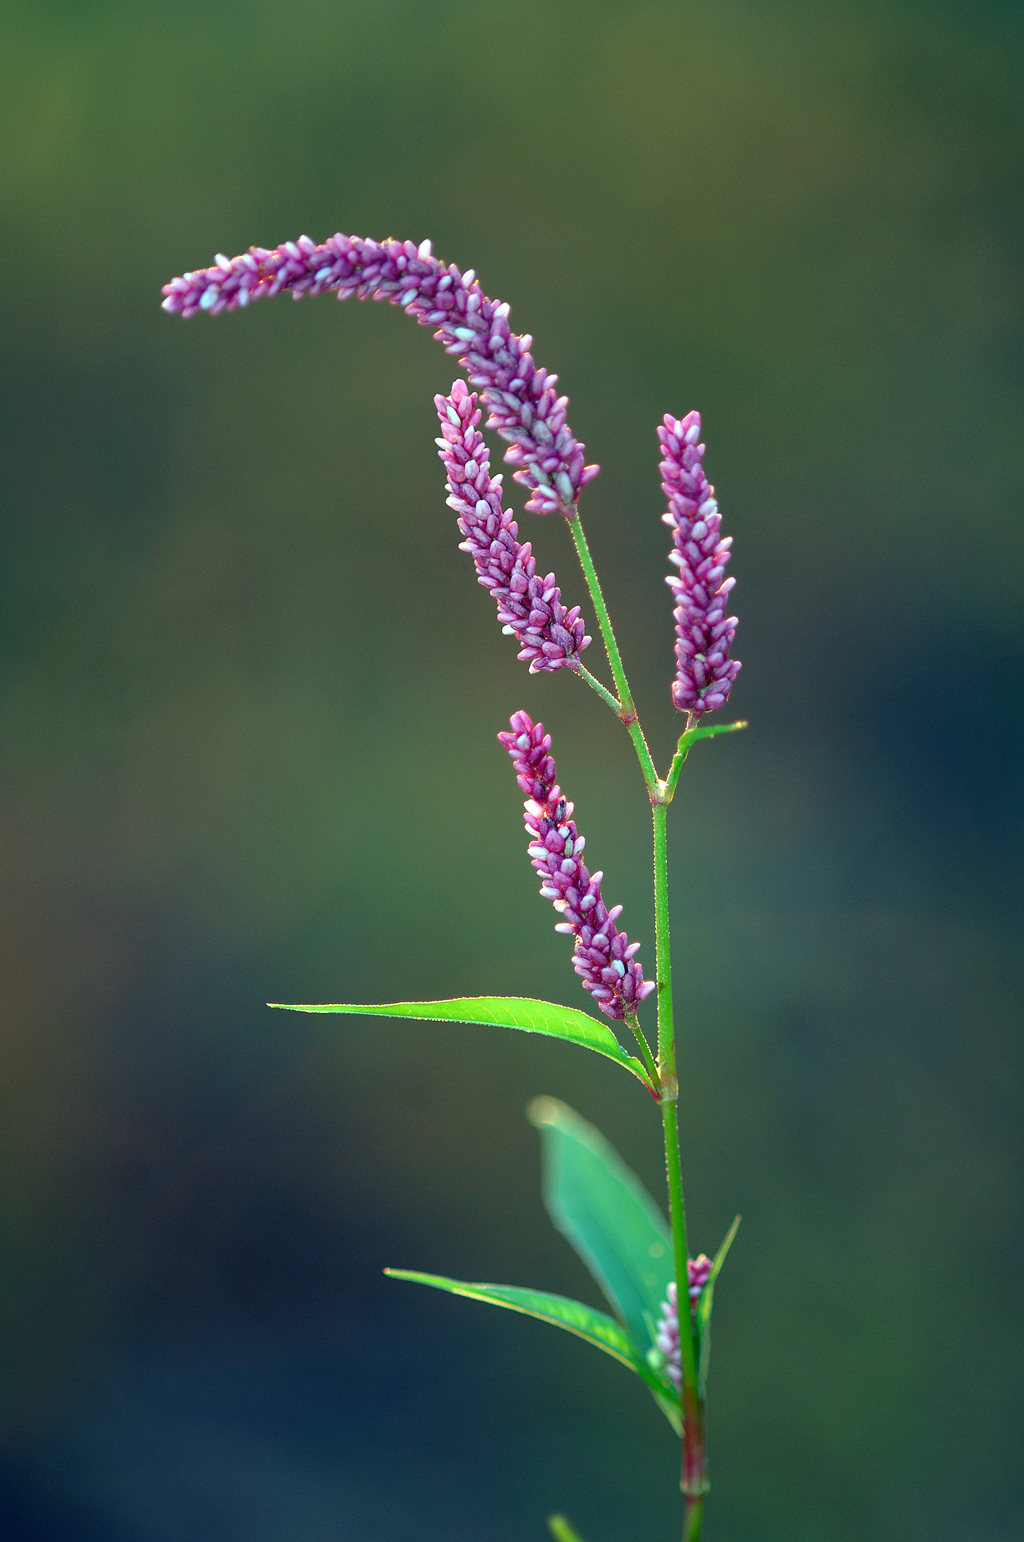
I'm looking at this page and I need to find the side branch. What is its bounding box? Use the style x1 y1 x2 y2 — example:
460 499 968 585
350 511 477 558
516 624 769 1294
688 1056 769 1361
567 515 660 794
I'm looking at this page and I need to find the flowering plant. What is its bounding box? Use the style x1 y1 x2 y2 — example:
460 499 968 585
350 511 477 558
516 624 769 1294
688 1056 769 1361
163 234 746 1542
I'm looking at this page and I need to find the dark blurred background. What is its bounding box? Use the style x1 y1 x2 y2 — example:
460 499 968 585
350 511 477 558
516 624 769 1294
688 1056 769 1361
1 1 1022 1538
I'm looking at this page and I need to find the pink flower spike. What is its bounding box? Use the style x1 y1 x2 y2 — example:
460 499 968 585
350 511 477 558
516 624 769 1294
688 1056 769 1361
659 412 741 717
437 385 590 671
654 1256 715 1388
162 233 599 517
497 712 653 1021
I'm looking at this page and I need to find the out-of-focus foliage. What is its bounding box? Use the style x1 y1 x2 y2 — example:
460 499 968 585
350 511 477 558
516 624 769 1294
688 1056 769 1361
0 1 1021 1539
529 1097 674 1356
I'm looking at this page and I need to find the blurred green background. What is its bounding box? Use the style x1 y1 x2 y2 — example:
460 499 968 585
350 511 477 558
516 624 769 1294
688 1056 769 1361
1 1 1022 1538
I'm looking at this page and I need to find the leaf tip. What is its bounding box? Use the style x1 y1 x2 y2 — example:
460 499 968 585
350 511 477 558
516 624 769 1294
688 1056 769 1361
526 1094 564 1128
548 1516 588 1542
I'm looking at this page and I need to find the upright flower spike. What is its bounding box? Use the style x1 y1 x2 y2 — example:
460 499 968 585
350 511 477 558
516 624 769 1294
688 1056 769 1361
654 1256 714 1389
498 712 654 1021
659 412 741 716
162 235 599 516
436 383 590 673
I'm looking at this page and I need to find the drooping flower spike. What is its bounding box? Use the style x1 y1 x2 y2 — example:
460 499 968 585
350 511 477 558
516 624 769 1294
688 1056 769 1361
659 412 741 717
436 383 590 674
162 235 598 517
498 712 654 1020
654 1256 714 1389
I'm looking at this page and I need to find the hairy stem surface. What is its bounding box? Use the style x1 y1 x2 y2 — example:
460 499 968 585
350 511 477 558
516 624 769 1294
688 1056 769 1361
577 663 622 715
567 515 659 793
655 803 708 1504
624 1010 659 1090
567 515 632 709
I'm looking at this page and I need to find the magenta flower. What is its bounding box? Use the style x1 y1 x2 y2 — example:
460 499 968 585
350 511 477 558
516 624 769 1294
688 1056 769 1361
654 1256 714 1388
436 383 590 673
498 712 654 1020
162 234 598 517
659 412 741 717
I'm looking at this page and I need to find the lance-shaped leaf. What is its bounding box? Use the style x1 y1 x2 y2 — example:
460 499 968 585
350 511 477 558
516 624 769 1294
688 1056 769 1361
678 718 747 751
269 996 654 1089
527 1097 673 1356
384 1269 677 1412
667 719 748 796
696 1214 741 1399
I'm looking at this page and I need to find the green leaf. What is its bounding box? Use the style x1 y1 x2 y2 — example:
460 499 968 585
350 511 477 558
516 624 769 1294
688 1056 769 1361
650 1386 683 1436
696 1214 741 1399
679 718 747 749
548 1517 588 1542
527 1097 673 1357
384 1268 675 1410
668 719 748 795
268 996 654 1089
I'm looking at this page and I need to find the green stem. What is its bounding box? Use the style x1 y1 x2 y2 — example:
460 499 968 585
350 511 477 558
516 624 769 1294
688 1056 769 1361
567 515 660 794
665 714 698 801
567 514 633 709
652 803 677 1080
660 1101 696 1385
624 1010 659 1091
654 802 708 1503
577 664 622 715
683 1496 704 1542
568 506 712 1515
625 718 660 799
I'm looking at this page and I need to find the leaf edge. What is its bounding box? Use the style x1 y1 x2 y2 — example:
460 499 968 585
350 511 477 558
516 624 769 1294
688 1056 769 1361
269 995 655 1091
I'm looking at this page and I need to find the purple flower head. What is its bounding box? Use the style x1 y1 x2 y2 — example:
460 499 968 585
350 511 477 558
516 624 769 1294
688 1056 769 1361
497 711 654 1020
654 1256 714 1389
659 412 741 717
162 234 598 517
436 383 590 673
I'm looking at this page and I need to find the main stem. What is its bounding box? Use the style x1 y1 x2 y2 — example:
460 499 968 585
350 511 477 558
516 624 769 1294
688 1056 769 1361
654 802 708 1512
568 506 709 1523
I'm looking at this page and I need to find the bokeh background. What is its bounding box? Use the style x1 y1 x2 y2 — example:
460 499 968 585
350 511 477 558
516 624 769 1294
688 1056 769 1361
1 1 1022 1538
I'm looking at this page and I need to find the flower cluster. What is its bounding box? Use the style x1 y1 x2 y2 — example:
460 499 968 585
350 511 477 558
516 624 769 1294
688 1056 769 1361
162 234 598 516
498 712 654 1020
654 1256 714 1389
436 383 590 673
660 412 741 716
